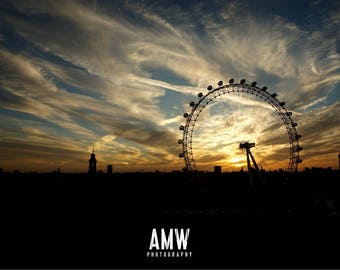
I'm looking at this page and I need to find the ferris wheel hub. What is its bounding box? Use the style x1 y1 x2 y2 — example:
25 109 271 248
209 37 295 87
239 142 255 149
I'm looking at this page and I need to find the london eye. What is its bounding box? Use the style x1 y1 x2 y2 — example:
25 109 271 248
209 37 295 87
178 78 302 173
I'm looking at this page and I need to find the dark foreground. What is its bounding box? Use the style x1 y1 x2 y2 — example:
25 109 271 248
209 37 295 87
1 169 340 268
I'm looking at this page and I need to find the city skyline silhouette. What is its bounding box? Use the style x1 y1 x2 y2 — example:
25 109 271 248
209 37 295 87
1 163 340 268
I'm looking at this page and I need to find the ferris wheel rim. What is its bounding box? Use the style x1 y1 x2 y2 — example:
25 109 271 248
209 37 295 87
178 79 302 172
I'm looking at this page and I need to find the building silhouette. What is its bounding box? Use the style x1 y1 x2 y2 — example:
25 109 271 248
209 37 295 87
88 149 97 174
214 166 221 174
107 165 113 175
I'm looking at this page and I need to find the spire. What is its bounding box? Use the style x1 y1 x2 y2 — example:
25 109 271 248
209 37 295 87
88 144 97 174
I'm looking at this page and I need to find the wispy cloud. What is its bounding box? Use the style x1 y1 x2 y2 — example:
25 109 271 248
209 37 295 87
0 0 339 171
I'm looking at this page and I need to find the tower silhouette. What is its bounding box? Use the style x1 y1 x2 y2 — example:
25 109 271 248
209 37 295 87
107 164 113 175
88 148 97 174
214 166 221 174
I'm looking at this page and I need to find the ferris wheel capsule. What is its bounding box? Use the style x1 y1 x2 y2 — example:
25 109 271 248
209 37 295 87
240 79 246 84
251 81 257 87
218 81 223 86
261 86 267 91
179 153 184 158
198 92 203 98
183 113 189 118
271 93 277 98
207 85 213 90
280 101 286 106
178 139 183 144
229 78 234 84
179 125 184 130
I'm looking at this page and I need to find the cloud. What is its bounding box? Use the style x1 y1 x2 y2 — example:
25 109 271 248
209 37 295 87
295 102 340 166
0 0 339 171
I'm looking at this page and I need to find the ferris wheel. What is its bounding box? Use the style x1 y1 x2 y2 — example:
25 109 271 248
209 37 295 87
178 78 303 173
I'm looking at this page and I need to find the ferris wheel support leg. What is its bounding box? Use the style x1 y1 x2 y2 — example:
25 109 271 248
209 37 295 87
248 150 267 188
246 149 254 188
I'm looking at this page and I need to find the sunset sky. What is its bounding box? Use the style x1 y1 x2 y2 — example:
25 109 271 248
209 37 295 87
0 0 339 172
